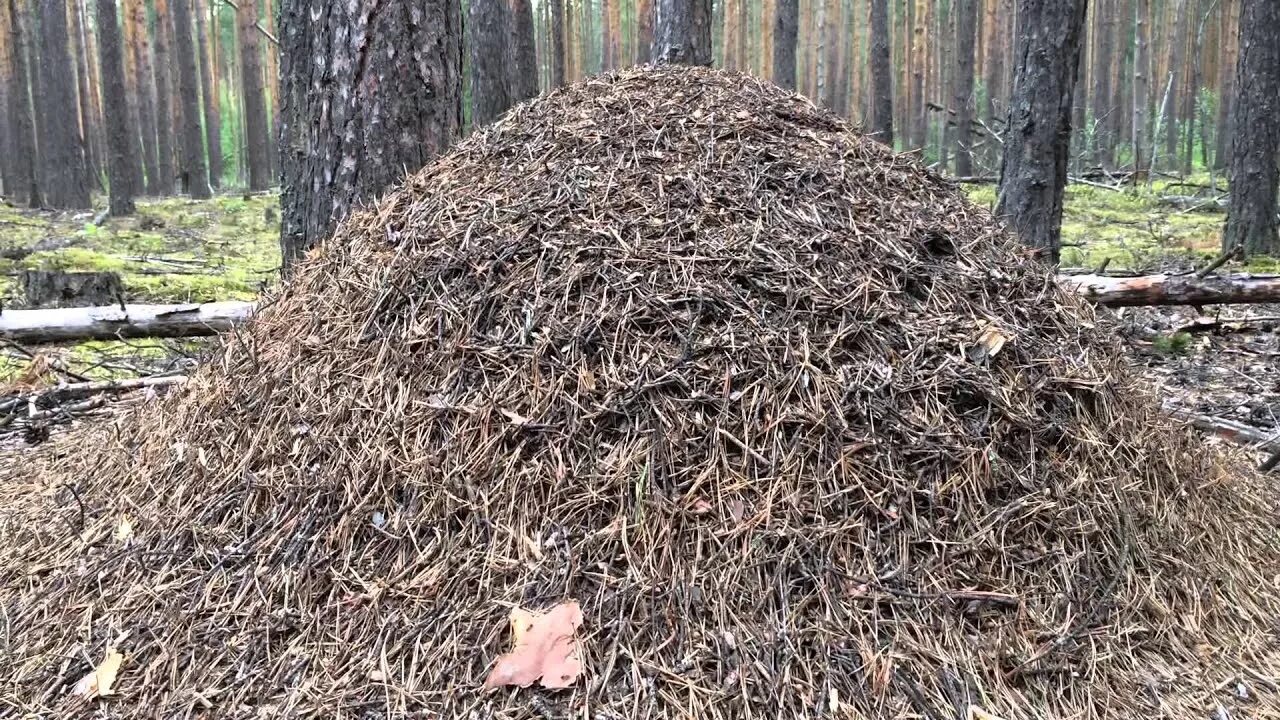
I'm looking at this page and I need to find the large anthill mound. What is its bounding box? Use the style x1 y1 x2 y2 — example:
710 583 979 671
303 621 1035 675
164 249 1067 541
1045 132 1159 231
3 66 1279 718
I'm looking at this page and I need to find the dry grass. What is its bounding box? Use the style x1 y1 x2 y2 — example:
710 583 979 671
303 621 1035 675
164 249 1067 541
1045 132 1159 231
2 66 1278 719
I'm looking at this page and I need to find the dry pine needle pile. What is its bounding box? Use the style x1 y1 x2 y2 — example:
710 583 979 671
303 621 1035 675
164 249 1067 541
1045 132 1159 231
2 66 1279 719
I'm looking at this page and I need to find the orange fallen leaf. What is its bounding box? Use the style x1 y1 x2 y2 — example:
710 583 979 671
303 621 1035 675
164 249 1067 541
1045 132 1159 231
73 648 123 698
483 601 584 690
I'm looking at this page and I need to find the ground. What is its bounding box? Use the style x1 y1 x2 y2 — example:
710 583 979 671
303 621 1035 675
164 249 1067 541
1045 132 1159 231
0 181 1275 460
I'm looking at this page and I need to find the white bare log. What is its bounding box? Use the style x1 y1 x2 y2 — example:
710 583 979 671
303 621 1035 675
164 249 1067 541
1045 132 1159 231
0 301 255 344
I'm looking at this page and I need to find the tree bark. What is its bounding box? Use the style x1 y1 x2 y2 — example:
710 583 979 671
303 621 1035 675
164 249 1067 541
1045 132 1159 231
123 0 159 194
1132 0 1150 178
1065 272 1280 306
4 0 40 206
37 0 91 208
1222 0 1279 256
152 0 177 195
908 0 926 149
96 0 135 215
952 0 976 175
237 0 270 191
995 0 1087 265
1213 0 1238 170
68 0 98 187
1089 0 1114 166
868 0 892 146
637 0 654 62
511 0 538 101
195 0 222 188
771 0 797 89
278 0 462 268
652 0 710 65
171 0 209 197
549 0 565 86
469 0 514 127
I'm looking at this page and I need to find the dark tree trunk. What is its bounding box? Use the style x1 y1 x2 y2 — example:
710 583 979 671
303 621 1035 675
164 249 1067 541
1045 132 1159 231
995 0 1088 265
771 0 796 89
124 0 159 194
511 0 537 102
172 0 209 197
37 0 91 208
5 0 39 206
469 0 513 127
952 0 976 175
238 0 270 191
869 0 893 146
194 0 221 188
1222 0 1279 256
652 0 710 65
1089 0 1113 166
278 0 462 268
95 0 134 214
153 0 176 195
549 0 565 87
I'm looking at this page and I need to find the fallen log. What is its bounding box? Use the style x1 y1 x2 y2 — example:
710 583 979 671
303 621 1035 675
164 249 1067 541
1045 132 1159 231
1064 273 1280 307
1167 408 1280 454
0 301 254 344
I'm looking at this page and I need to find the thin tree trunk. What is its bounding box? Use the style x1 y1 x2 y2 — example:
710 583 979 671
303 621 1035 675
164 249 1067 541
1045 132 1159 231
771 0 796 89
995 0 1088 265
909 0 928 149
510 0 537 101
0 0 12 195
1133 0 1151 178
278 0 462 268
96 0 135 215
1212 0 1237 169
953 0 976 175
3 0 39 206
814 0 826 102
83 0 106 185
869 0 892 145
263 0 278 179
172 0 209 197
470 0 514 127
550 0 565 85
123 0 159 194
1222 0 1279 256
1090 0 1114 166
153 0 176 194
636 0 653 62
68 0 98 187
1160 0 1188 170
652 0 710 65
195 0 222 188
37 0 91 208
237 0 269 190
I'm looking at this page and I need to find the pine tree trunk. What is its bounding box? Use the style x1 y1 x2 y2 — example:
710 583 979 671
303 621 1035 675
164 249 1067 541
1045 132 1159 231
511 0 537 101
68 0 98 187
278 0 462 268
1160 0 1188 171
82 0 107 184
469 0 513 127
1222 0 1279 256
1132 0 1150 177
652 0 710 65
153 0 176 194
4 0 39 206
123 0 159 194
953 0 976 175
238 0 270 190
95 0 135 215
995 0 1087 265
637 0 653 62
908 0 927 149
869 0 892 145
195 0 222 188
263 0 278 179
172 0 209 197
1213 0 1237 170
1090 0 1114 166
0 0 12 196
814 0 826 102
771 0 797 89
37 0 91 208
550 0 566 85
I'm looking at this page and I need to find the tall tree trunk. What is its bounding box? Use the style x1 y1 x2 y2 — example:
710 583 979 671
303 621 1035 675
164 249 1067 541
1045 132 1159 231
1222 0 1279 256
1090 0 1114 166
96 0 134 215
0 0 12 195
1183 0 1210 177
153 0 177 194
195 0 221 187
869 0 892 145
1132 0 1150 177
771 0 796 89
123 0 159 194
636 0 653 62
1160 0 1188 170
470 0 513 127
953 0 976 175
263 0 278 179
995 0 1088 265
83 0 107 185
652 0 710 65
549 0 565 85
565 0 576 80
278 0 462 268
68 0 98 187
510 0 537 101
172 0 208 197
814 0 826 102
1212 0 1237 170
37 0 91 208
237 0 269 190
3 0 39 205
908 0 927 149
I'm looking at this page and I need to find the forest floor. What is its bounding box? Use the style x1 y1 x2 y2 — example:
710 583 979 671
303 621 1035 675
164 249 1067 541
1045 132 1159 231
0 180 1275 461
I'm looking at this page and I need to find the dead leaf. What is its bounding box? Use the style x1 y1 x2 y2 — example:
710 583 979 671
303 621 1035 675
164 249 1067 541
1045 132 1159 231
483 601 584 690
73 648 123 699
968 323 1011 363
114 516 133 542
689 497 713 515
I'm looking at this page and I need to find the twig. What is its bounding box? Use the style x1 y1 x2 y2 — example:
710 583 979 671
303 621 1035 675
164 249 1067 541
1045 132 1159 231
1193 242 1241 278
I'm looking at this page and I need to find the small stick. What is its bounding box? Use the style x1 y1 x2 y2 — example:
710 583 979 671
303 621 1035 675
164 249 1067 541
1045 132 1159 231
1194 242 1241 279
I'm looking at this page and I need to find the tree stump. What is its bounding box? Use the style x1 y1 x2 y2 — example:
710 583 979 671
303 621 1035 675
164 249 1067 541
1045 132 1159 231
21 270 124 308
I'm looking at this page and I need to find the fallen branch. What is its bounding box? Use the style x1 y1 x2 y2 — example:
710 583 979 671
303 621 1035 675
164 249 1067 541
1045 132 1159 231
1167 408 1280 459
1064 273 1280 307
0 301 255 344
